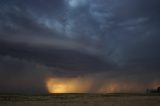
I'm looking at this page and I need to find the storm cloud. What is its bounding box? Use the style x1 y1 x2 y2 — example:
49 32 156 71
0 0 160 93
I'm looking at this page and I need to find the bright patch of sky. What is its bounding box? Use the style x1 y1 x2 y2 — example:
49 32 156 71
66 0 87 8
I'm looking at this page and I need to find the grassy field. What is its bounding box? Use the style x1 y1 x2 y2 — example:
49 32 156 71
0 93 160 106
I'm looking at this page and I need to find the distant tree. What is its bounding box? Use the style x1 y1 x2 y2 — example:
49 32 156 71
157 87 160 92
146 87 160 94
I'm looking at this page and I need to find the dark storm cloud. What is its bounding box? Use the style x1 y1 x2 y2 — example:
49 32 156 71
0 55 50 94
116 0 160 70
0 0 115 74
0 0 160 93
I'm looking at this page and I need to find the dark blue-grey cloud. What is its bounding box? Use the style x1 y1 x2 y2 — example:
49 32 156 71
0 0 160 93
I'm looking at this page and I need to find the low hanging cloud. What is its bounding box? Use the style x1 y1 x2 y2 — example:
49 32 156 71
0 0 160 93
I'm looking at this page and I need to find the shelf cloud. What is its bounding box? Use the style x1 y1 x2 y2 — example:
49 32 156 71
0 0 160 93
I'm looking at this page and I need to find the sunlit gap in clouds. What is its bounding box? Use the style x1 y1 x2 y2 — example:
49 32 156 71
46 77 93 93
45 76 160 94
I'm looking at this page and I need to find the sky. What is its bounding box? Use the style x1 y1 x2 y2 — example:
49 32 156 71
0 0 160 94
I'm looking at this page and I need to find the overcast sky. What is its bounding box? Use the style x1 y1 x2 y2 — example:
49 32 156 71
0 0 160 93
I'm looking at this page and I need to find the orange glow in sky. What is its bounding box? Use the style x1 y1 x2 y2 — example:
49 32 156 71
46 77 160 93
46 77 92 93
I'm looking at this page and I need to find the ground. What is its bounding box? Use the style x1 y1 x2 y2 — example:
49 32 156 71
0 94 160 106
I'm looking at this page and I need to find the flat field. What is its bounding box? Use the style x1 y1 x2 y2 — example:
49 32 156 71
0 94 160 106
